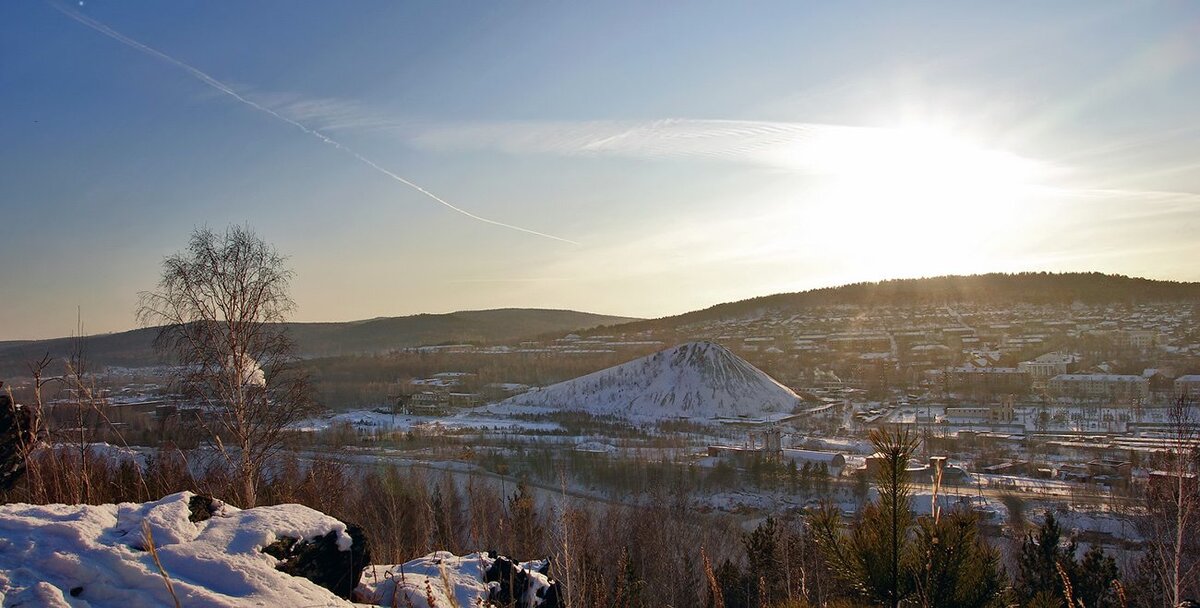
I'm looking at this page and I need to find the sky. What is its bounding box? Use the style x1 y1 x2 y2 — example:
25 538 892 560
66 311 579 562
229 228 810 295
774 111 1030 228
2 1 1199 340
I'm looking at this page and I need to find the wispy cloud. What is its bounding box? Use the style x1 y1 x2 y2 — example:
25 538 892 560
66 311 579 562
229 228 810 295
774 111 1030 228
243 92 396 131
50 1 577 245
407 119 1053 184
411 119 840 167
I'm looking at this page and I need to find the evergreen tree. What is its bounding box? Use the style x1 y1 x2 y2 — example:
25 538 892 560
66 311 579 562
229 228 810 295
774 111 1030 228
506 479 543 559
612 545 647 608
1015 511 1122 607
810 428 919 607
914 508 1004 608
1075 545 1121 608
744 516 786 606
808 429 1005 608
1016 511 1077 605
713 558 749 608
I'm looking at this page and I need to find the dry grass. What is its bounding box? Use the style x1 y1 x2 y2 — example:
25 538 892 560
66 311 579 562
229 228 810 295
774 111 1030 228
141 519 182 608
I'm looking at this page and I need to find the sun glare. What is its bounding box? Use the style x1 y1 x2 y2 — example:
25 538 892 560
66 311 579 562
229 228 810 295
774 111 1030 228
804 124 1048 276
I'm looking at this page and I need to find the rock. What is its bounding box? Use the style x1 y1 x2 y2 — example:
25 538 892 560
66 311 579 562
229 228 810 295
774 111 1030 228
187 494 218 522
0 385 37 492
484 556 561 608
262 524 371 599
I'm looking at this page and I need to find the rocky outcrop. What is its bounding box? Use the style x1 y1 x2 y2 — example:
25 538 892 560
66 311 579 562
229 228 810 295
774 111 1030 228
356 551 560 608
264 524 372 599
0 384 37 492
484 554 561 608
187 494 220 522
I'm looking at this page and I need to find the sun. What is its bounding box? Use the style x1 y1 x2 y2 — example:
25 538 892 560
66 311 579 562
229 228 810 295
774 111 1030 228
803 124 1048 276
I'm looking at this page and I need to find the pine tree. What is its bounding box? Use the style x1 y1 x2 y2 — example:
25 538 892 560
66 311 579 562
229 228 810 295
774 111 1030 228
1075 545 1121 608
808 429 1004 608
1016 511 1077 605
744 516 785 606
506 479 544 559
714 558 749 608
810 428 919 607
914 508 1004 608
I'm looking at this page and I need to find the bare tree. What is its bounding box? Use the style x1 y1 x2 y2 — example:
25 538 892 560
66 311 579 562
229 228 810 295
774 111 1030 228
138 226 314 507
1142 393 1200 608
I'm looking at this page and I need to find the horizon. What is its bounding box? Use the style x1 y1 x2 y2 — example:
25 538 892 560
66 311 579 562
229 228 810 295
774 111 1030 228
4 2 1200 340
4 270 1195 343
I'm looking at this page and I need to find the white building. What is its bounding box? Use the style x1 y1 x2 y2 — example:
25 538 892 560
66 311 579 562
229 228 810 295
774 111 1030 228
1048 373 1149 404
1018 352 1079 384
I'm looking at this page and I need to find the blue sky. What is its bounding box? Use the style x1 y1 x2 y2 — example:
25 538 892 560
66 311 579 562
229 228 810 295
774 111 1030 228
2 1 1199 339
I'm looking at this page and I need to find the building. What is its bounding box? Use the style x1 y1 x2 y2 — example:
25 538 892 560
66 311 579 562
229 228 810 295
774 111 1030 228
1147 470 1198 499
945 398 1016 424
1018 352 1079 385
1048 373 1149 404
1086 459 1132 488
781 449 846 470
1120 329 1158 350
947 367 1031 399
1173 374 1200 399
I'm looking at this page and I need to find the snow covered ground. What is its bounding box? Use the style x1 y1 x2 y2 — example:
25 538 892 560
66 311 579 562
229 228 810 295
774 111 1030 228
293 408 564 434
357 552 555 608
0 492 355 607
494 341 802 421
0 494 559 607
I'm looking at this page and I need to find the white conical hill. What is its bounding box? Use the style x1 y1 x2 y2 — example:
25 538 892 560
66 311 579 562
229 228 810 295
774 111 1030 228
496 341 800 421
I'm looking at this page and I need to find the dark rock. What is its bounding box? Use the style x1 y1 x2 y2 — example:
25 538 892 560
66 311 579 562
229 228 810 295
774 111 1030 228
484 556 561 608
485 556 523 606
187 495 219 523
0 385 38 492
69 586 83 597
263 524 371 599
538 580 562 608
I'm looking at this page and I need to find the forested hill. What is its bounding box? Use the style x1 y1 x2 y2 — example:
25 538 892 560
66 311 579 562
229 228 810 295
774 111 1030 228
605 273 1200 332
0 309 636 377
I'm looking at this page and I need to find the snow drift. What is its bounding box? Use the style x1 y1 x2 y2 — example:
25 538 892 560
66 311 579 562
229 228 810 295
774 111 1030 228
0 492 359 607
0 493 561 607
356 551 559 607
494 341 801 421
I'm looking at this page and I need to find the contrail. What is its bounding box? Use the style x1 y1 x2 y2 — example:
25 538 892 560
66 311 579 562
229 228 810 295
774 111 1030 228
48 2 578 245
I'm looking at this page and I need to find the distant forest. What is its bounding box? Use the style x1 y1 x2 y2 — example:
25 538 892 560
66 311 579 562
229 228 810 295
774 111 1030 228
607 272 1200 332
0 309 633 378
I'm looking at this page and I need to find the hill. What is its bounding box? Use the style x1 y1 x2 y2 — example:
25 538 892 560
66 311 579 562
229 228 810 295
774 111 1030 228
0 309 636 377
602 272 1200 333
491 341 801 421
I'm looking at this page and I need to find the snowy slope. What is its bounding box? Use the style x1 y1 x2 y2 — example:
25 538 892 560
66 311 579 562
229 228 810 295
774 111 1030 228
0 493 355 607
0 495 559 608
493 341 801 421
357 552 555 607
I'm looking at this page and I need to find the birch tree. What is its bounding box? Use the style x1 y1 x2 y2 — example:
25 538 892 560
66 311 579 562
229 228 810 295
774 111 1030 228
138 226 314 507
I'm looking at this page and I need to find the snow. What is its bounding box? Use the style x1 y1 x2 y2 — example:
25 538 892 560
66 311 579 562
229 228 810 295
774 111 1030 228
293 408 563 433
44 442 152 468
0 495 563 607
492 341 802 421
228 353 266 388
0 492 356 607
357 551 554 608
574 440 618 453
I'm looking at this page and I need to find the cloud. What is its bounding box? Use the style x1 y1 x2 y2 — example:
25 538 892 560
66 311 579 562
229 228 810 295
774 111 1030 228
411 119 835 166
243 92 395 131
50 2 577 245
407 119 1053 183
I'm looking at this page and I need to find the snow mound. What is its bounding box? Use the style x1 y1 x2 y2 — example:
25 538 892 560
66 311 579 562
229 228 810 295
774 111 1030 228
574 441 618 453
356 551 555 608
0 492 357 607
495 341 801 421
